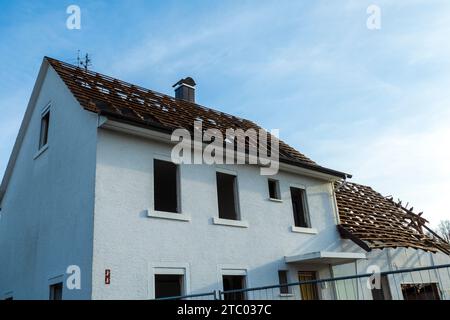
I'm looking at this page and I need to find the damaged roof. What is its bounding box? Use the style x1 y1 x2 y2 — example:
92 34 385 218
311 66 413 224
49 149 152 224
335 181 450 255
45 57 349 179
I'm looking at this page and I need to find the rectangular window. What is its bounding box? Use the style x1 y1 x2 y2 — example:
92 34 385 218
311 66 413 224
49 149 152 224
39 110 50 149
154 159 180 213
155 274 184 299
290 187 310 228
223 275 246 300
278 270 290 294
49 282 63 300
268 179 281 200
216 172 239 220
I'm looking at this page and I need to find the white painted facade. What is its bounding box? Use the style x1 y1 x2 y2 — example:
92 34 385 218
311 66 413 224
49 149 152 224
1 60 449 299
0 64 97 300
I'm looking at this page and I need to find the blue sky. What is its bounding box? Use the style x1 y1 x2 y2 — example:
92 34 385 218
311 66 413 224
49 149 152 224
1 1 449 226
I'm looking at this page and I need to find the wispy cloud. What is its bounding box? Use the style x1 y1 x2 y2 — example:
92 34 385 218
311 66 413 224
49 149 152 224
1 1 449 226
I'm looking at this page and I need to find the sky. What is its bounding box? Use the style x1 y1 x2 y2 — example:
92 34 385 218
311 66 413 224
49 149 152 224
0 0 449 226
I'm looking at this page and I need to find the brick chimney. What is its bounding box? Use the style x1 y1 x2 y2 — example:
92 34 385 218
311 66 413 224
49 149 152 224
173 77 196 103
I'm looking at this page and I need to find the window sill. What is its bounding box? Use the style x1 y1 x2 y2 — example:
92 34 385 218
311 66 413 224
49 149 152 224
291 226 318 234
147 210 191 222
33 144 48 160
268 197 283 203
212 217 249 228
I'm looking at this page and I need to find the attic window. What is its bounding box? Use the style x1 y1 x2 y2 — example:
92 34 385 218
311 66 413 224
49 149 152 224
268 179 281 200
49 282 63 300
216 172 240 220
39 110 50 149
154 159 180 213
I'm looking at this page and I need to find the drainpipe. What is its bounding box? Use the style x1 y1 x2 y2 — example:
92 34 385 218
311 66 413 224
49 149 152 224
331 179 345 226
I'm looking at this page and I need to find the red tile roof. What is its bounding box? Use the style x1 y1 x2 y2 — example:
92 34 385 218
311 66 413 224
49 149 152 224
336 182 450 254
46 57 348 179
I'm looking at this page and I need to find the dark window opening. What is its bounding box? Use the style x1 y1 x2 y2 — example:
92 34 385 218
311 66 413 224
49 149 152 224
155 274 183 299
268 179 280 200
39 111 50 149
216 172 239 220
371 275 392 300
154 159 179 213
401 283 440 300
290 187 309 228
278 270 290 294
223 275 246 300
49 282 63 300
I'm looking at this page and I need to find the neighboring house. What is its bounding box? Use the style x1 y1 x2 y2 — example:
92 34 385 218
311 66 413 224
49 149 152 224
0 57 449 300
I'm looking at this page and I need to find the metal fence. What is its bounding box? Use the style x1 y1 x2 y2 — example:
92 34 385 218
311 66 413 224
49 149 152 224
154 263 450 300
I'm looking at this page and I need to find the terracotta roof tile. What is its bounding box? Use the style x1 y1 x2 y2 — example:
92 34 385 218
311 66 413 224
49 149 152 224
46 57 347 178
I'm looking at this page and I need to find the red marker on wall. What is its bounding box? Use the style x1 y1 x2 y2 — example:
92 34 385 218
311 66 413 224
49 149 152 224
105 269 111 285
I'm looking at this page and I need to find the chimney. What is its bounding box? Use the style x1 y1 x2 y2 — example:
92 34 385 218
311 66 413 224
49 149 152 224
173 77 196 103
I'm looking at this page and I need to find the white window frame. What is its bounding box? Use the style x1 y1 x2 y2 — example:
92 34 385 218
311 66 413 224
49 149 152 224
148 262 190 299
149 154 188 221
213 168 245 225
35 103 51 159
218 265 249 292
289 183 314 232
268 178 282 201
278 269 294 296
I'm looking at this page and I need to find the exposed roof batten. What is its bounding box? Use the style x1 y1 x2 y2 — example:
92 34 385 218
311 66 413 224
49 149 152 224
45 57 349 179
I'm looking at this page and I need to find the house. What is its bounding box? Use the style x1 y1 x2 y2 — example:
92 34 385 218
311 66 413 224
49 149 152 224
0 57 449 300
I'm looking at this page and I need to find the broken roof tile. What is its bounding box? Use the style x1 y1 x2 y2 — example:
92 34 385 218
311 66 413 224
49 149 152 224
335 181 450 254
46 56 347 178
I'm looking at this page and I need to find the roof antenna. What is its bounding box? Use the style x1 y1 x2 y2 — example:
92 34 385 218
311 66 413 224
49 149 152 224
77 50 81 67
77 51 92 71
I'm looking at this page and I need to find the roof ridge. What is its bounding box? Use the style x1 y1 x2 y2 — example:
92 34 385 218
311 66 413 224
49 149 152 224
46 56 350 179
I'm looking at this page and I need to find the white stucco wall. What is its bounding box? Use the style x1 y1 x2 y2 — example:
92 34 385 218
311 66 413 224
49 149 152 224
1 66 448 300
91 128 346 299
91 127 450 300
0 66 98 299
